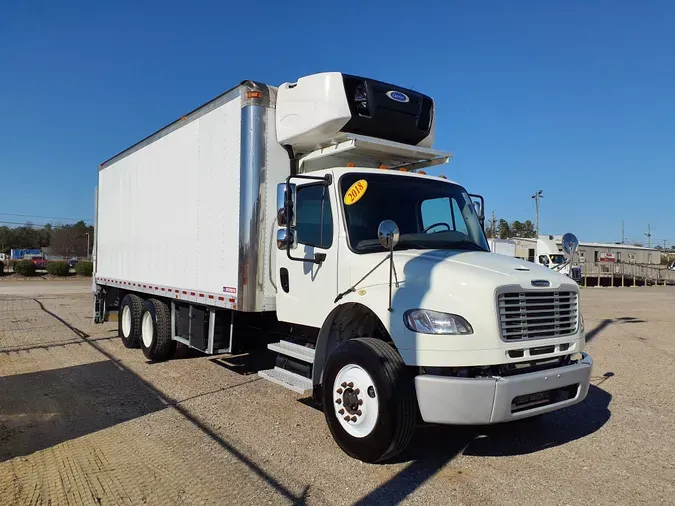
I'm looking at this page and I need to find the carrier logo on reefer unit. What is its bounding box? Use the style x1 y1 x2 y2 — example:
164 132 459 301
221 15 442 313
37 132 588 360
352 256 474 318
386 90 410 103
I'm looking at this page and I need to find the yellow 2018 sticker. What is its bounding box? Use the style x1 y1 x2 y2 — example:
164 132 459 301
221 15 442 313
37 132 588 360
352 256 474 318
344 179 368 205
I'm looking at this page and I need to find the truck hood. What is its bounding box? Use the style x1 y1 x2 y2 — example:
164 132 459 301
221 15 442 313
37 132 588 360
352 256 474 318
352 249 572 292
348 249 581 363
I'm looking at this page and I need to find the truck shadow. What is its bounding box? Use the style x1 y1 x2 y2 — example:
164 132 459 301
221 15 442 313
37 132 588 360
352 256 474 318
354 384 611 505
25 298 307 504
0 360 167 463
586 316 646 343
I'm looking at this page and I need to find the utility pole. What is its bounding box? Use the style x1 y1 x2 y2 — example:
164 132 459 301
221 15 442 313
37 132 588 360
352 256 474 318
621 220 625 244
85 233 90 260
531 190 543 237
663 239 667 249
489 210 496 238
645 224 652 249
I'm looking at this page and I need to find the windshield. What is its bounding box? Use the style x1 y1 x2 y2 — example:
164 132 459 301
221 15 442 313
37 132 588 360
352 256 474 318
340 173 489 253
550 254 565 264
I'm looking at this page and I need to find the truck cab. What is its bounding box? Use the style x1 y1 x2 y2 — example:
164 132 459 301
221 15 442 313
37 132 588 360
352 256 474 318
270 73 592 462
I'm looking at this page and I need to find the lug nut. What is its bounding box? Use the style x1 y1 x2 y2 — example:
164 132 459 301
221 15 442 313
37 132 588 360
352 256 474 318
344 416 350 421
347 382 354 388
338 408 344 415
350 416 357 422
335 399 341 404
354 388 360 395
356 410 362 416
358 399 363 406
341 382 347 388
336 388 343 394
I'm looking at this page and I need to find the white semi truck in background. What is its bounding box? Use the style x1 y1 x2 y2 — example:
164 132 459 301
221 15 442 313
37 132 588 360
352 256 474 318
93 72 592 462
490 235 583 282
534 235 583 281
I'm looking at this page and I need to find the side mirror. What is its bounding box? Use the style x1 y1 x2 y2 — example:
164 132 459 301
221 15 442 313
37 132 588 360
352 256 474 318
562 233 579 258
378 220 400 250
468 193 485 228
473 201 482 217
276 182 297 228
276 229 297 250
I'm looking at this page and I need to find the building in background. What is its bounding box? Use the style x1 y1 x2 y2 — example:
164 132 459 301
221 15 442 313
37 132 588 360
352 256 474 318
512 236 661 265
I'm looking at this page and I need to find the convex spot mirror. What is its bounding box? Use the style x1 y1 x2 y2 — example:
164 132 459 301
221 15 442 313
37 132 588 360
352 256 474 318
378 220 400 250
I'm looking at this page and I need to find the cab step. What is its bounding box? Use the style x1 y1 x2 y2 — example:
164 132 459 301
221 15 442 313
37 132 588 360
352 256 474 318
258 367 312 394
267 340 315 363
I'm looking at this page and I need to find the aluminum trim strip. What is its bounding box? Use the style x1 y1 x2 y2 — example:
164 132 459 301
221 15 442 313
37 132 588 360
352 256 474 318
95 277 237 310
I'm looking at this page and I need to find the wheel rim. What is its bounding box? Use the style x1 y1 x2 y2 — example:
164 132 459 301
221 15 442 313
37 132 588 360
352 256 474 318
121 306 132 337
332 364 379 438
141 312 154 348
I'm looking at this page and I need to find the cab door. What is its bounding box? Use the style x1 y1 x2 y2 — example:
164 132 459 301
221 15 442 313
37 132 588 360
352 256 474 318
275 178 339 328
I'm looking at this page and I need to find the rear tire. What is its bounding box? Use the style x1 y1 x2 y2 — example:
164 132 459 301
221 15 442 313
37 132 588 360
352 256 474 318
140 298 175 361
322 338 416 463
118 294 143 348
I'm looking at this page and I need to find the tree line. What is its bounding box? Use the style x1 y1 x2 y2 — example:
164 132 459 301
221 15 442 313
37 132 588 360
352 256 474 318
0 221 94 258
486 219 537 239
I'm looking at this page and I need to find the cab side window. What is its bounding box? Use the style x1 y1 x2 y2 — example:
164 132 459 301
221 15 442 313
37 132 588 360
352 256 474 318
295 185 333 248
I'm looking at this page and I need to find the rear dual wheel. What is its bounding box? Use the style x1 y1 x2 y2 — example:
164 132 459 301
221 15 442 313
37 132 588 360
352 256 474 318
118 294 143 348
140 298 176 361
118 294 175 361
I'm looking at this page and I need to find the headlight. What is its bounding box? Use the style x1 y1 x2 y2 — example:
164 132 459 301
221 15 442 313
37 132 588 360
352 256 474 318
403 309 473 335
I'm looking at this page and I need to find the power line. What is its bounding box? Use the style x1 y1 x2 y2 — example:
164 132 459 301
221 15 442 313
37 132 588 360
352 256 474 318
0 212 93 222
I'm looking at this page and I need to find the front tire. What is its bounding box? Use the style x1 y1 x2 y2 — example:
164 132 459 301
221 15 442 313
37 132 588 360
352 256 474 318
322 338 416 463
118 294 143 348
140 298 175 361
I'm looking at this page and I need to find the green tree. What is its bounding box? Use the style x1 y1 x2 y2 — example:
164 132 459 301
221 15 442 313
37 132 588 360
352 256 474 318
497 219 511 239
522 220 536 238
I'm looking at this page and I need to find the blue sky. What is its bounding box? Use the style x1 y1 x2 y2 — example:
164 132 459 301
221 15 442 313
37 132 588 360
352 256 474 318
1 1 673 245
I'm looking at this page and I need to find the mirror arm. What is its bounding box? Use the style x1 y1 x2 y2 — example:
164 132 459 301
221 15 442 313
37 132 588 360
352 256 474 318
285 237 324 265
286 174 332 185
334 254 390 303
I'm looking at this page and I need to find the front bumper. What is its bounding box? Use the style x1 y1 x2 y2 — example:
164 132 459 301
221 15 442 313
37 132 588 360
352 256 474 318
414 354 593 424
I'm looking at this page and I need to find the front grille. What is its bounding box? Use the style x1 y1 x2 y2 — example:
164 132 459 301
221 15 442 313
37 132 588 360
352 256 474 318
498 291 578 341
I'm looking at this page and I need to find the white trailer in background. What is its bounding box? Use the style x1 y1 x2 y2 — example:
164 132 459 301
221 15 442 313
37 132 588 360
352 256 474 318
93 72 592 462
489 238 516 257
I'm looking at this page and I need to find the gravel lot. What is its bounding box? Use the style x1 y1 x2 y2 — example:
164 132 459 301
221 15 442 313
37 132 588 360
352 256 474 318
0 280 673 505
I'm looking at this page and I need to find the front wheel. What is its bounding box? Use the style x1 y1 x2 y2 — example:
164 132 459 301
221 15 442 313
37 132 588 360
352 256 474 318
322 338 416 463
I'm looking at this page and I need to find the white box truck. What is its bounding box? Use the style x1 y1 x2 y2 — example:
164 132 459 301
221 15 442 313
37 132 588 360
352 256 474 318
93 72 592 462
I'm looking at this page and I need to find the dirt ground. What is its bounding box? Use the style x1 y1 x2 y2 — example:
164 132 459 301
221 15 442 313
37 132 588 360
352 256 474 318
0 280 673 505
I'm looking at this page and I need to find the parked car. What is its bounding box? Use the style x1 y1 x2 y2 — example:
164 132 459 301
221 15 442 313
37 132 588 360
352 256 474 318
69 258 79 268
31 256 47 269
668 261 675 271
